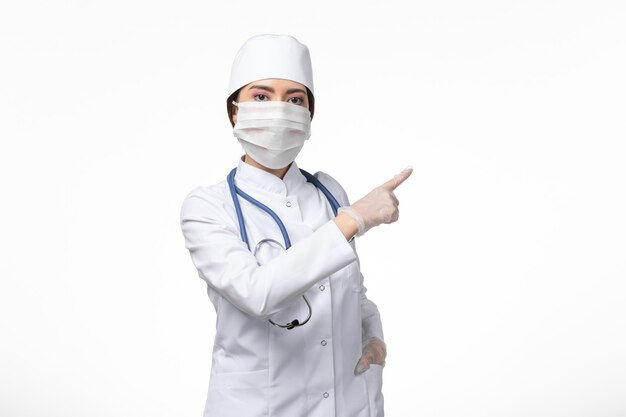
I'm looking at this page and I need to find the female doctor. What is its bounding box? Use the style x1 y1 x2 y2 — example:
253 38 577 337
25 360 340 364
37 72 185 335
180 34 412 417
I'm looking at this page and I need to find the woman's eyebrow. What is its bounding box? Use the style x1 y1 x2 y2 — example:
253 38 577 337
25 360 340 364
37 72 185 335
247 85 274 92
246 85 306 95
286 88 307 95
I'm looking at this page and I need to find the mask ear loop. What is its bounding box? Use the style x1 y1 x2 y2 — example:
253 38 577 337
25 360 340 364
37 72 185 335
231 100 239 107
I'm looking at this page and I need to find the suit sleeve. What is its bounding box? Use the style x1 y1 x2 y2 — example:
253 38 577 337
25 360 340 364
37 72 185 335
315 172 385 343
180 186 357 319
354 250 385 343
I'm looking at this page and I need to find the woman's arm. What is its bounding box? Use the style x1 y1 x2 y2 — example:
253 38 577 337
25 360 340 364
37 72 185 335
356 259 387 373
180 188 357 319
360 278 385 343
334 211 359 240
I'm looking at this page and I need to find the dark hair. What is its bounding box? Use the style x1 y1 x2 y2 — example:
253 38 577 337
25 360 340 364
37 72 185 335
226 87 315 127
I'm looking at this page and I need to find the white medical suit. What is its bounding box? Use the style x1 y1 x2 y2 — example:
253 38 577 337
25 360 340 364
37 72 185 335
180 159 384 417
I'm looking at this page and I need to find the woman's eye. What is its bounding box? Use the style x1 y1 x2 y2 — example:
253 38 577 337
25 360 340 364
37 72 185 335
288 97 303 105
254 93 268 101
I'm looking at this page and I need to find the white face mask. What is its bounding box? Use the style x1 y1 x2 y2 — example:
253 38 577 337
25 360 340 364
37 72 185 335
232 101 311 169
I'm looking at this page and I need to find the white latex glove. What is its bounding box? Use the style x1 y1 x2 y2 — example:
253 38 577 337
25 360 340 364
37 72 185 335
339 167 413 236
355 337 387 375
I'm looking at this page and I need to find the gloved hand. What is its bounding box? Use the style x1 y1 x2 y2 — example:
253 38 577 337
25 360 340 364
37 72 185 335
339 167 413 236
355 337 387 375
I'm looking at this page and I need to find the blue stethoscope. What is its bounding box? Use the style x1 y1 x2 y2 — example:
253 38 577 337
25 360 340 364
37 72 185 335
227 167 341 329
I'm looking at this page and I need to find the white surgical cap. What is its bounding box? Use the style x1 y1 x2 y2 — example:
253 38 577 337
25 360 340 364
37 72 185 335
227 34 314 99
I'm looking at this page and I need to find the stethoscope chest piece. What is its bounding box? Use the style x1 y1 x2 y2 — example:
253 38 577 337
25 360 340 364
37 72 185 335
252 237 312 330
253 238 285 266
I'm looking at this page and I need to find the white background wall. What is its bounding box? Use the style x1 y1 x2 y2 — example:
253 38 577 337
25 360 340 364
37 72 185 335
1 1 625 416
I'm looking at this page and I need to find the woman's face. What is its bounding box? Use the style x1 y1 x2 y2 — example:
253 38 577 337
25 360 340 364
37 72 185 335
231 78 310 125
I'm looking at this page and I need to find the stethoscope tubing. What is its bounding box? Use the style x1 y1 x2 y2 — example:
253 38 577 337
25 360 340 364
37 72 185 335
228 168 293 250
228 167 340 249
227 166 340 330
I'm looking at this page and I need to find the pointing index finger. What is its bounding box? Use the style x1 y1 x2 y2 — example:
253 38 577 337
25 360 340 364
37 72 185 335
382 166 413 190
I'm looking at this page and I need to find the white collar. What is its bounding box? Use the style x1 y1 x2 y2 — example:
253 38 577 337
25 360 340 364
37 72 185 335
234 158 307 196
